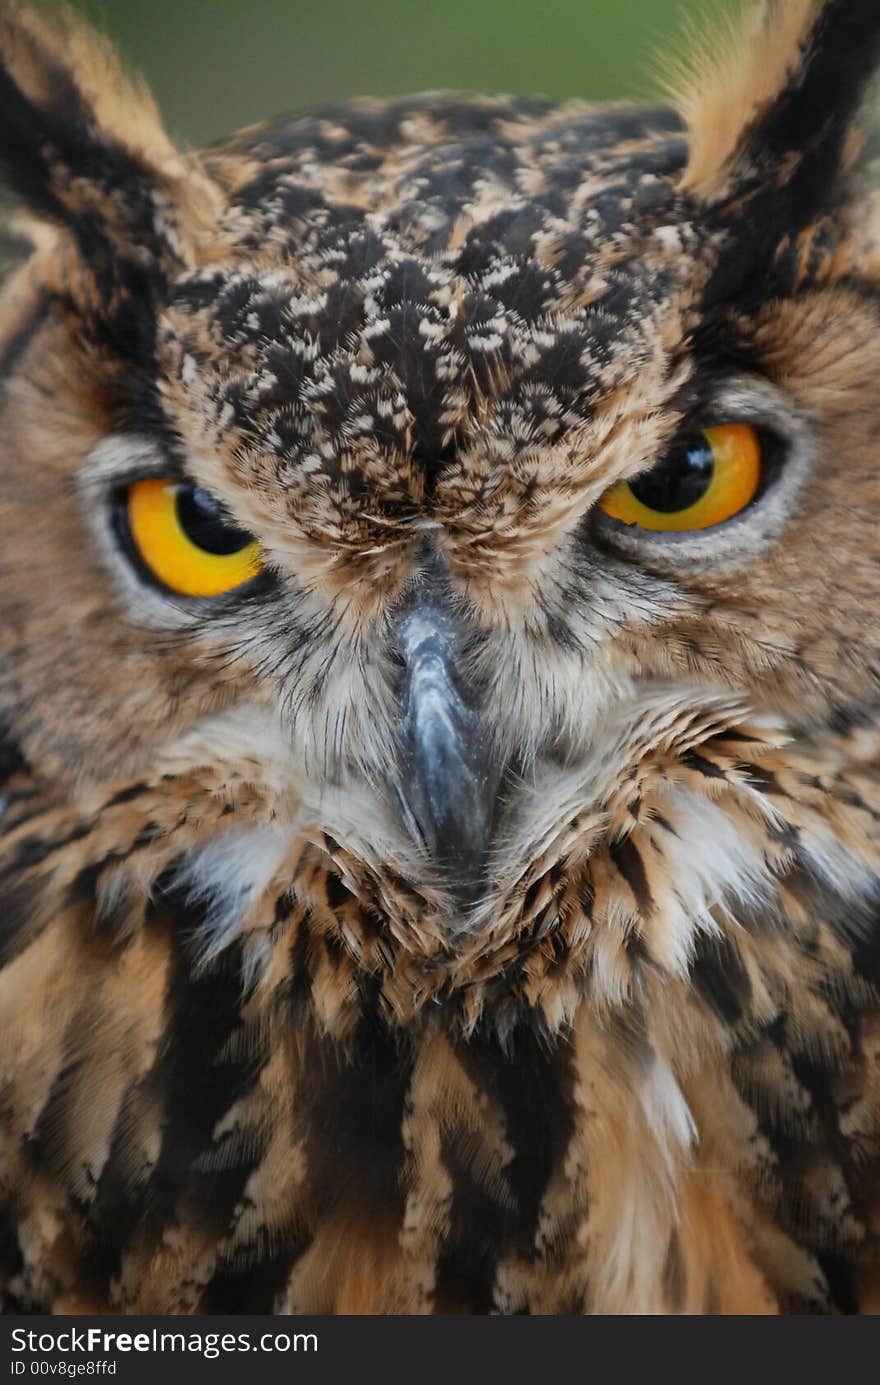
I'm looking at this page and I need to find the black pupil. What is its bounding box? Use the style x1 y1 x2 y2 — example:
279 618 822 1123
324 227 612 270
629 434 714 513
176 486 252 555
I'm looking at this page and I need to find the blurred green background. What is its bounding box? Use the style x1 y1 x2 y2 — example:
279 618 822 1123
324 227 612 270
72 0 734 146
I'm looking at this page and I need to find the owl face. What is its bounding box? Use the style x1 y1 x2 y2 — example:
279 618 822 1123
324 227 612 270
2 0 880 1034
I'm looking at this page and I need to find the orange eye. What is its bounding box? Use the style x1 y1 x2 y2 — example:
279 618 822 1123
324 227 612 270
598 423 763 532
125 479 263 597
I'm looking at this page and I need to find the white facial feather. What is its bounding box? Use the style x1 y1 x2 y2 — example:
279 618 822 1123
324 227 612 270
172 822 297 967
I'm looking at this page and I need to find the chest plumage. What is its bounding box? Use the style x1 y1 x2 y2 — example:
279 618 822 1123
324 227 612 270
3 0 880 1314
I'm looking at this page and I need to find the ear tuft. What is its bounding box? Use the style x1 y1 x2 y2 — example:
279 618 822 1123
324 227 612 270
0 3 183 185
0 3 221 338
671 0 880 216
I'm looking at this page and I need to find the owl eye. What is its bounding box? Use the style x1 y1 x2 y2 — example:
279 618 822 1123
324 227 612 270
598 423 763 532
123 478 263 597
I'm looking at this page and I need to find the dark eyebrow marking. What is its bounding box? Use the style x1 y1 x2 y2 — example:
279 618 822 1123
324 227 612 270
0 288 49 379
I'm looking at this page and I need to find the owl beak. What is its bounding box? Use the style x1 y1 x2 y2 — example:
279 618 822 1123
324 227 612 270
394 604 500 897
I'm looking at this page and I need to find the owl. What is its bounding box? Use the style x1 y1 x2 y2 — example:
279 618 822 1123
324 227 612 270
3 0 880 1317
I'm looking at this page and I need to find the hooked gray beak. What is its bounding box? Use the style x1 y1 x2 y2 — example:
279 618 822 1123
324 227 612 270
394 603 500 895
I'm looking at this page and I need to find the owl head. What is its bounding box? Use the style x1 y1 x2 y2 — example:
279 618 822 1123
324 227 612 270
2 0 880 1040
